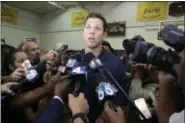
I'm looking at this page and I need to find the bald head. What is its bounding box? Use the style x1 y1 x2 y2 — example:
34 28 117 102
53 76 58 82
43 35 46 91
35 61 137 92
23 42 41 58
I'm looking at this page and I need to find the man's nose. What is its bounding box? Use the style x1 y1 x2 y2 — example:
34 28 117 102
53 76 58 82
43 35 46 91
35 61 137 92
89 28 95 34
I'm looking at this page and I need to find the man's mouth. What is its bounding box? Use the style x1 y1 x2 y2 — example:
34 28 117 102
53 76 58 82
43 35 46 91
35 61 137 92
88 37 95 41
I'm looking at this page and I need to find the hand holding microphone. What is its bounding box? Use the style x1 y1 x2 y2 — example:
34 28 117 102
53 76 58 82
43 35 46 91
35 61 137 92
68 93 89 115
43 65 69 85
103 101 126 123
40 49 57 62
1 82 19 96
10 67 25 81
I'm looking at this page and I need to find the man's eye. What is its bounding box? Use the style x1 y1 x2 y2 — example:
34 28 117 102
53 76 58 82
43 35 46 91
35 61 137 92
86 26 91 29
95 27 101 30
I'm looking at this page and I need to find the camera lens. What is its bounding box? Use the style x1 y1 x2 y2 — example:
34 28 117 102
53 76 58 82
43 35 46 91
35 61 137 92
132 41 181 77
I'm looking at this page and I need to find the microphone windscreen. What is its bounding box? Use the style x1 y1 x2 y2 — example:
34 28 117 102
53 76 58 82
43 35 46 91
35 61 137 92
30 55 40 66
83 52 96 63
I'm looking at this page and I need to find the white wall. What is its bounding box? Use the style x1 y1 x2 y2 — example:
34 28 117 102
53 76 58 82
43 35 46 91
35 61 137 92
1 3 41 47
40 2 184 50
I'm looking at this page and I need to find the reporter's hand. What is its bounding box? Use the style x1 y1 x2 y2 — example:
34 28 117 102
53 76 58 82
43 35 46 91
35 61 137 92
40 50 57 62
68 93 89 115
10 67 25 81
1 82 19 96
132 64 148 80
158 71 175 84
54 75 72 101
103 102 125 123
43 66 67 84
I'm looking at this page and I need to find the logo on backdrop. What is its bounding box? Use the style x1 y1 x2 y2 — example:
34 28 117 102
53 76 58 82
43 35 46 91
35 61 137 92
71 11 89 27
136 2 168 21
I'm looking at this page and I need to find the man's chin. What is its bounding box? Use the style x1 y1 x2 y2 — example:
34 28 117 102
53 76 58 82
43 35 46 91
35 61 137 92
86 44 101 49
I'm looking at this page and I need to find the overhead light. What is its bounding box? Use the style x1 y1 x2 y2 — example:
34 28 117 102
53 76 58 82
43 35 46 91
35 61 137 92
48 1 66 11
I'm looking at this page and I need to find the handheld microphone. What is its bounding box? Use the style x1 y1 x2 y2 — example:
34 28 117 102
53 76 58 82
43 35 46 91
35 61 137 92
69 52 95 95
85 52 117 112
89 57 147 120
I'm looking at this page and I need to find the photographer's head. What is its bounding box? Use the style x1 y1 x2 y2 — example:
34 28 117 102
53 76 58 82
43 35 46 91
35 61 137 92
23 41 41 59
122 35 145 56
102 41 115 53
83 13 107 49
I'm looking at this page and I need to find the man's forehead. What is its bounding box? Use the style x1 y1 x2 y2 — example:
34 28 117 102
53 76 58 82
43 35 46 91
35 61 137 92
27 42 39 48
86 18 103 26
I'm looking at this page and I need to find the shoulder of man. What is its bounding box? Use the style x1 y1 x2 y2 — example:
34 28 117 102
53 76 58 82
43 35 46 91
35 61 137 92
102 49 121 63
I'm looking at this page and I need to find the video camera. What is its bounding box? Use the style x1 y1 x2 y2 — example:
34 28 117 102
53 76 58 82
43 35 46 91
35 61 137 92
132 41 180 77
122 24 184 76
158 24 185 53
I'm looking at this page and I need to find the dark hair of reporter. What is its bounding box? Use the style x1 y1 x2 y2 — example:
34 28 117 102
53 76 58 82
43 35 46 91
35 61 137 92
1 44 16 75
102 41 115 53
1 38 6 44
2 47 26 76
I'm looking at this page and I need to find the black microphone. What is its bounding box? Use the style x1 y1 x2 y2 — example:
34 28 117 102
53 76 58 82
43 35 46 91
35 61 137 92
94 73 118 112
69 52 95 95
85 53 117 112
89 58 147 120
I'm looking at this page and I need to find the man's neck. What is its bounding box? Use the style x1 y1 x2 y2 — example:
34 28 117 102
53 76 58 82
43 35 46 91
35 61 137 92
84 45 102 57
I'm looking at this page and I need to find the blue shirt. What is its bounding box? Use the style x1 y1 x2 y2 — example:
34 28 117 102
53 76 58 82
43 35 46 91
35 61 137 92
80 49 128 122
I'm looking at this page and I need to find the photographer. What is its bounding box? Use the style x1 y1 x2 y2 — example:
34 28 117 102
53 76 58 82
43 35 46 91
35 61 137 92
129 64 158 101
125 63 158 123
157 49 184 123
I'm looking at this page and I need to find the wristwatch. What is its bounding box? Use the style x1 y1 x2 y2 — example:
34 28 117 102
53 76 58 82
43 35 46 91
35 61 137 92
72 112 89 123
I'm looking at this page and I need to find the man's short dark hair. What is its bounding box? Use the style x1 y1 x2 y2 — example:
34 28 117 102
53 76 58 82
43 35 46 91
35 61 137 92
102 41 115 53
1 38 6 44
85 13 107 32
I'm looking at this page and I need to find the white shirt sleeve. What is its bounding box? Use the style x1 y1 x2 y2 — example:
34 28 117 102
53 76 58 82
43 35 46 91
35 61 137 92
169 110 184 123
53 96 64 105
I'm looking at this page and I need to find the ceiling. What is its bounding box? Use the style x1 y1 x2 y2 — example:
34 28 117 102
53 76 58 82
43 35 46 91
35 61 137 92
2 1 120 15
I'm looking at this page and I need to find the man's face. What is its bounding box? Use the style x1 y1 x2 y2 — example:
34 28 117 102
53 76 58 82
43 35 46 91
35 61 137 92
83 18 107 49
27 42 41 58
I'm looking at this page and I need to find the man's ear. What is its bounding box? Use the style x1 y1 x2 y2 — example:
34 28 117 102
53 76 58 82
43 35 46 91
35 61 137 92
103 32 108 39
